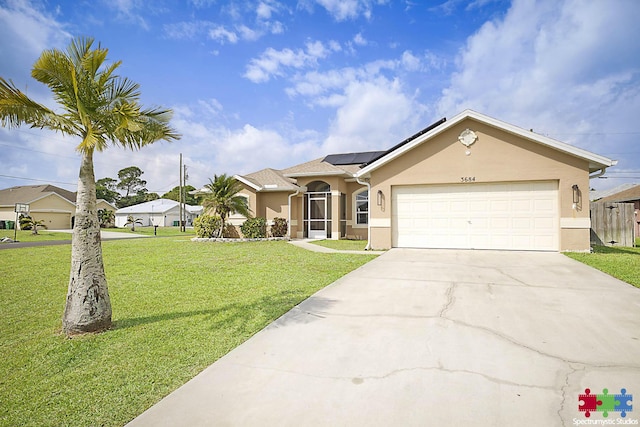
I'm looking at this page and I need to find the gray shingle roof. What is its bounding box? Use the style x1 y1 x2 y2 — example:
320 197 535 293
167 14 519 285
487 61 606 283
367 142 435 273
598 184 640 203
0 184 76 206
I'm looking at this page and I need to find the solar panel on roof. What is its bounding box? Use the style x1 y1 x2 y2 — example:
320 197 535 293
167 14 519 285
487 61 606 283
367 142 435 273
323 151 388 165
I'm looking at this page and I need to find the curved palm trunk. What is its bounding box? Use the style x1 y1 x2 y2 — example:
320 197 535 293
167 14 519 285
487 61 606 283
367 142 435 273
62 150 112 335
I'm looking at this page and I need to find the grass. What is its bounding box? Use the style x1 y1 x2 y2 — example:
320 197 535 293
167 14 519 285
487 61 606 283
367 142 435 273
565 243 640 288
0 229 72 242
310 239 368 251
103 226 195 237
0 238 375 427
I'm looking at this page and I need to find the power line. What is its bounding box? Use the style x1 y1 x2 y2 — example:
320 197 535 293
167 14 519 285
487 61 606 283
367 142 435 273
0 174 77 186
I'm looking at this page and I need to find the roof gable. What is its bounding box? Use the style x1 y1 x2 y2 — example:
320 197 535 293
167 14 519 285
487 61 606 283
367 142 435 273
234 168 299 192
356 110 617 177
0 184 76 206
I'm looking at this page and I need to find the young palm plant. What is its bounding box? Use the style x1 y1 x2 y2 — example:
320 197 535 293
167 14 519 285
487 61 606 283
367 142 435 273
124 215 143 231
202 174 251 237
0 37 180 335
22 217 48 235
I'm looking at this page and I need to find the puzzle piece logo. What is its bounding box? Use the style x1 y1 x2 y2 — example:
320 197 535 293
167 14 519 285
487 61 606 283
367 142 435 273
578 388 633 418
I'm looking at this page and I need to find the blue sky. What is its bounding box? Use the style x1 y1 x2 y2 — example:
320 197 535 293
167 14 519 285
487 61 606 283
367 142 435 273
1 0 639 195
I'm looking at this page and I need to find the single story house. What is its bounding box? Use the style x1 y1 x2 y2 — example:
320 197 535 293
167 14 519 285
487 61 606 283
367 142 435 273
597 184 640 237
114 198 203 228
232 110 616 251
0 184 116 230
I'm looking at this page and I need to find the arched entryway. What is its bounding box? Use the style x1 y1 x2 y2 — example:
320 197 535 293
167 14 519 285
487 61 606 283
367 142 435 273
304 181 331 239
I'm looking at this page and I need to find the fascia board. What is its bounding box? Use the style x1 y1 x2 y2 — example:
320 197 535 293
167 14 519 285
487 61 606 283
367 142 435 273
233 175 262 191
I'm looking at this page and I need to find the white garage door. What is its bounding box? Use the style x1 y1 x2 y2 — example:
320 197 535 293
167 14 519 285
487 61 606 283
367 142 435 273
392 181 558 251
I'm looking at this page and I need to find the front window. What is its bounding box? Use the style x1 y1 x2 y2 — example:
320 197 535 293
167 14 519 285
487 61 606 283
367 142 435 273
356 190 368 225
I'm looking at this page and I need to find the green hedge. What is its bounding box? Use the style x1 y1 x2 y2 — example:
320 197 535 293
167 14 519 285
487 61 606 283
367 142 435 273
194 215 222 238
271 217 288 237
241 217 267 238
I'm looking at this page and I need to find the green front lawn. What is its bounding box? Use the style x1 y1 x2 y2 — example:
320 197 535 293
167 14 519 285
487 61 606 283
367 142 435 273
103 226 195 237
0 229 72 242
0 239 375 426
565 244 640 288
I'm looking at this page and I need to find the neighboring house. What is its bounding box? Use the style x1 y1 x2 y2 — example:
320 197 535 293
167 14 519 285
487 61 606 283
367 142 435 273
230 110 616 252
114 198 203 228
596 184 640 238
0 184 116 229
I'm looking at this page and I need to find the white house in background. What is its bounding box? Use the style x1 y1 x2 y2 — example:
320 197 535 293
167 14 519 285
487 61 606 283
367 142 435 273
115 199 203 228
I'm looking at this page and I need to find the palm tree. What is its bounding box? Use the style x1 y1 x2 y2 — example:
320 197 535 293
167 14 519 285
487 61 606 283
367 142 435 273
21 217 47 235
202 174 251 237
124 215 143 231
0 37 180 335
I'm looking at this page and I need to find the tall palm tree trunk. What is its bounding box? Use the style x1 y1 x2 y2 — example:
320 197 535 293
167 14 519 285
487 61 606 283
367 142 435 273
62 150 112 334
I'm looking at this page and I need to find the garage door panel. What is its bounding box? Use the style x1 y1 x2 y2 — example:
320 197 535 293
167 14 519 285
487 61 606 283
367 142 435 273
392 181 558 251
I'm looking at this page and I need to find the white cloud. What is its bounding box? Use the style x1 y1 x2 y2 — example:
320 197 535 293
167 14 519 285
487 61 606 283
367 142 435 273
256 1 274 19
312 0 389 21
103 0 149 30
244 40 337 83
436 0 640 190
163 20 211 39
321 78 424 153
353 32 367 46
0 1 70 83
209 26 239 44
161 107 322 186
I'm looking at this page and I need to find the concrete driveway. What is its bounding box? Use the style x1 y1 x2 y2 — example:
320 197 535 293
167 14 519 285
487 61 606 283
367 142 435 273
128 249 640 426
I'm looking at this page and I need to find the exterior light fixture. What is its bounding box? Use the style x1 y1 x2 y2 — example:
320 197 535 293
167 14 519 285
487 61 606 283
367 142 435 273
572 184 580 204
377 190 383 206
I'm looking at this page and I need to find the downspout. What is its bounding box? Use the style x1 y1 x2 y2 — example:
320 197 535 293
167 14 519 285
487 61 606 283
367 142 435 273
589 168 606 179
355 176 371 250
288 187 301 239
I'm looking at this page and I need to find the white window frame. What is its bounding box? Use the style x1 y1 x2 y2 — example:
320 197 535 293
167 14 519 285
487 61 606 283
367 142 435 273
353 188 369 228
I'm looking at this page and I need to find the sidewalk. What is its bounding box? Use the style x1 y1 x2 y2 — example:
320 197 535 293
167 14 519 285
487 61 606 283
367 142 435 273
287 239 385 255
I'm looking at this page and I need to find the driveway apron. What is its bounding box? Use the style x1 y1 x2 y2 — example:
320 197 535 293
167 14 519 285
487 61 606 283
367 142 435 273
128 249 640 426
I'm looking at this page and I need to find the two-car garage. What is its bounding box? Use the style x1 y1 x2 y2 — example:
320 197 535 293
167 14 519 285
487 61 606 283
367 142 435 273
392 181 559 251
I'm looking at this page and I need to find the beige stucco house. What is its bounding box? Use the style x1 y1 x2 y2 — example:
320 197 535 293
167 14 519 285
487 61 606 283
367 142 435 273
231 110 616 251
0 184 117 230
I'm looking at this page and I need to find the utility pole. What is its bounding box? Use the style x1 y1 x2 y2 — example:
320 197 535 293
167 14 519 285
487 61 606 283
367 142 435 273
179 153 183 232
182 164 188 232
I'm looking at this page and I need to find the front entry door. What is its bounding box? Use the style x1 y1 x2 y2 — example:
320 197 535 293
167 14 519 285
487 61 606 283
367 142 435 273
308 194 327 239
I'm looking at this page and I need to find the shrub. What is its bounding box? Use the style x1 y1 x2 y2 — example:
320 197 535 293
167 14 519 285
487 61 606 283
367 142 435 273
223 224 240 238
194 215 222 238
241 217 267 238
19 214 32 230
270 217 288 237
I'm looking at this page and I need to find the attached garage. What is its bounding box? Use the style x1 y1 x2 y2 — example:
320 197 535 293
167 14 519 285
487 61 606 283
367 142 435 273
357 109 616 252
392 181 558 251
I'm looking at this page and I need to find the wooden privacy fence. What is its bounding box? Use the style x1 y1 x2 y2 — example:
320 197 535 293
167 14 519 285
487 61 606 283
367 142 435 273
590 202 635 247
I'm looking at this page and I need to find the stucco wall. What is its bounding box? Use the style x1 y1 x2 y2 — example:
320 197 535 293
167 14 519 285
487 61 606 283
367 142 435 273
28 194 74 229
367 118 591 251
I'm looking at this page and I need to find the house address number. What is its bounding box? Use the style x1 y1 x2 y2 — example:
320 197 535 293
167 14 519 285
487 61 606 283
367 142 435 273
461 177 476 182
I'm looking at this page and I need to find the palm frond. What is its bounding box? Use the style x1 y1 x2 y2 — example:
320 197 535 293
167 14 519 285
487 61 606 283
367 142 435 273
3 36 180 154
0 77 73 132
